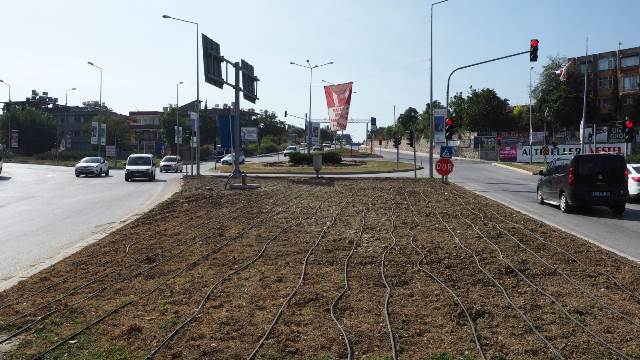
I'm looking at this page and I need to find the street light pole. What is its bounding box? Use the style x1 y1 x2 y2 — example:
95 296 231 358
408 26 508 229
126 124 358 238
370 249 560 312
529 66 533 164
87 62 102 110
430 0 448 178
64 87 76 151
163 14 201 174
0 80 10 149
290 60 333 153
176 81 183 158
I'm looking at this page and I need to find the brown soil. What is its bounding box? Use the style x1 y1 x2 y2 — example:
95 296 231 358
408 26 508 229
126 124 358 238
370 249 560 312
1 177 640 359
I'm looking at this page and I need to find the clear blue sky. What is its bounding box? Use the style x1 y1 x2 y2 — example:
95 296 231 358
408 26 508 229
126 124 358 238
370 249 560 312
0 0 638 141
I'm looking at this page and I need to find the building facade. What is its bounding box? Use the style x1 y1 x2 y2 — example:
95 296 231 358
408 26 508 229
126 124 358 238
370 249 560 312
576 46 640 121
128 111 162 154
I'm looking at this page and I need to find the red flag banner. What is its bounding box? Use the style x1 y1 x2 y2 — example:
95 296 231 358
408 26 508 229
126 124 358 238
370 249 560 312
324 82 353 131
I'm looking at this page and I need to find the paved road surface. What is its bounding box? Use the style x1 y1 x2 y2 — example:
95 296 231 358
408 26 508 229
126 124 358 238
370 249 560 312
0 163 181 289
374 148 640 261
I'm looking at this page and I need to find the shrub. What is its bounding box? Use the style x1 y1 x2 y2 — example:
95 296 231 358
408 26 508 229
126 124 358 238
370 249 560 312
321 151 342 165
33 150 99 161
628 153 640 164
288 152 312 165
259 139 278 154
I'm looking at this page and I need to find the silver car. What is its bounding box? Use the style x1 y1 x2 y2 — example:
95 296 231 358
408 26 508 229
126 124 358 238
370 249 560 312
75 157 109 177
160 156 183 173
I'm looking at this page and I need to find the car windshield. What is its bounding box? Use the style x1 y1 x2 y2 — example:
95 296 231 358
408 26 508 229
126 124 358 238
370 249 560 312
80 157 101 163
162 156 177 162
633 166 640 174
127 156 151 166
286 146 296 150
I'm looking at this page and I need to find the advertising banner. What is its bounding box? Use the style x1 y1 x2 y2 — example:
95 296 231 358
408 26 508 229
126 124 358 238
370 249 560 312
473 136 496 149
311 122 320 145
175 126 183 144
100 124 106 146
91 122 99 145
499 144 518 161
324 82 353 131
218 114 234 149
516 143 625 163
241 127 258 142
583 127 608 143
531 132 545 143
609 127 625 143
433 109 447 144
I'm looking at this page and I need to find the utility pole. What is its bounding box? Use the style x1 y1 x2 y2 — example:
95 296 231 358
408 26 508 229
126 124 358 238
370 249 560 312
580 37 589 154
430 0 448 178
529 66 533 164
176 81 183 157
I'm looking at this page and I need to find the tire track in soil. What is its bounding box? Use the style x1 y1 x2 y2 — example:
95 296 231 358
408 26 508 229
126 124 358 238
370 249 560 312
443 185 640 358
144 187 331 359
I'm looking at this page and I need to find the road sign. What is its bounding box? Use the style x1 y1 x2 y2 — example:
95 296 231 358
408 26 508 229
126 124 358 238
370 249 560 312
106 145 116 157
542 146 550 156
440 146 453 159
435 158 454 176
241 127 258 142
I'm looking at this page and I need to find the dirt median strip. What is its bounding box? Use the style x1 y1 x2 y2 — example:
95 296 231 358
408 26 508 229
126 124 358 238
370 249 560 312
2 177 640 359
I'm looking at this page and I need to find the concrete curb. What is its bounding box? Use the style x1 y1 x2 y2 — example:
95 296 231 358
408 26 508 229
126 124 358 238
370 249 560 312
0 178 183 292
492 162 536 176
209 166 424 177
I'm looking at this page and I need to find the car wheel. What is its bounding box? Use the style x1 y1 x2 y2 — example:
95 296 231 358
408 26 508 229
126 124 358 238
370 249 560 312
559 192 572 213
537 188 544 205
75 173 80 178
105 169 109 176
610 205 625 216
97 169 103 177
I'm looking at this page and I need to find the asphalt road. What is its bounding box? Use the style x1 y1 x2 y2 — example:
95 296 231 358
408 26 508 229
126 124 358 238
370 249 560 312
374 148 640 261
0 163 181 289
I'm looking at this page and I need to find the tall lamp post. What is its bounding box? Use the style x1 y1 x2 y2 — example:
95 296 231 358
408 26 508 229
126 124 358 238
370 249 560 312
63 87 77 151
529 66 533 164
0 80 10 149
163 14 201 175
176 81 183 157
87 62 103 109
290 60 333 153
429 0 448 178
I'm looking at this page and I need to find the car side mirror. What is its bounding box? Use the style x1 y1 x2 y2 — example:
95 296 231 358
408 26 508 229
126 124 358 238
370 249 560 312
538 170 545 176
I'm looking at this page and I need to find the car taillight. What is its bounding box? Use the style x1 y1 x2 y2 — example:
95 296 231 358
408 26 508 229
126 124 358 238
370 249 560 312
632 176 640 183
568 166 575 186
625 168 630 177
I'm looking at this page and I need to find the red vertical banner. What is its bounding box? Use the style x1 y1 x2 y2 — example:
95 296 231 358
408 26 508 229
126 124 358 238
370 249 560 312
324 82 353 131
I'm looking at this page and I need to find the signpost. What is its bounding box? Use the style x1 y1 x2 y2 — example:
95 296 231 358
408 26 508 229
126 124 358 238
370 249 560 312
436 158 454 184
439 145 453 159
240 127 258 142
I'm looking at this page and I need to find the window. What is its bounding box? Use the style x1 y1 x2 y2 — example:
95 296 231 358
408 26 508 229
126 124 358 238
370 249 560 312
73 116 80 123
598 98 611 108
598 57 614 71
580 63 587 74
623 74 639 91
73 131 80 137
621 56 640 68
623 96 636 105
598 77 613 89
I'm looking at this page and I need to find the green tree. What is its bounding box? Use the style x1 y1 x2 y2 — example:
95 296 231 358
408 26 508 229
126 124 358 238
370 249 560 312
90 114 130 150
417 100 444 139
450 87 511 133
159 107 189 151
0 107 56 155
397 107 420 134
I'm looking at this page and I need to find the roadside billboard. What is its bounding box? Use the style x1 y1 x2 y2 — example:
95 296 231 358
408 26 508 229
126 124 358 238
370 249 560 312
91 122 99 145
241 127 258 142
100 124 107 146
499 144 518 161
433 109 447 144
311 122 320 145
516 143 625 163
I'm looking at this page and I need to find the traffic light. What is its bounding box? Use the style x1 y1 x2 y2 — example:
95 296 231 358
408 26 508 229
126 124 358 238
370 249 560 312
530 39 539 62
625 118 635 143
445 117 456 140
392 135 402 149
406 130 415 148
496 135 502 146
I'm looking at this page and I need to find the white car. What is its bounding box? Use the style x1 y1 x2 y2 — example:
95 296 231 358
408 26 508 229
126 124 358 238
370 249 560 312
125 154 156 182
220 153 245 165
75 157 109 177
159 156 183 173
628 164 640 202
283 145 298 157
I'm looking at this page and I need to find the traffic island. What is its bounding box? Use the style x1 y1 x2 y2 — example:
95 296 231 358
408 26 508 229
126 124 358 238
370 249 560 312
2 177 640 359
212 160 420 175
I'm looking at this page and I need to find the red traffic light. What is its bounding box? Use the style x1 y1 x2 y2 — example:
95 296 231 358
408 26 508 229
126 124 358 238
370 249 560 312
446 117 453 126
626 120 634 128
531 39 539 47
496 135 502 140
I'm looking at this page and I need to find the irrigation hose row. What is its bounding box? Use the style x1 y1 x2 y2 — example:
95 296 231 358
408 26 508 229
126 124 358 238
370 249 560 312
380 206 398 360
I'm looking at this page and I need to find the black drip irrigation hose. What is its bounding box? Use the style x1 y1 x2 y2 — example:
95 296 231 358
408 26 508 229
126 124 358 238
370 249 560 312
247 200 346 359
143 202 323 359
380 208 398 360
330 209 366 360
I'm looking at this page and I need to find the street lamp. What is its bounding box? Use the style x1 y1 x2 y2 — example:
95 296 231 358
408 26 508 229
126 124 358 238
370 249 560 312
529 66 534 165
87 62 103 110
176 81 183 158
290 60 333 153
163 14 201 175
429 0 448 178
0 80 10 149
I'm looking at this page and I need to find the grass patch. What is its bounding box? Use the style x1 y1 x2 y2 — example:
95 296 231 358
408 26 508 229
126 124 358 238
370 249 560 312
423 353 476 360
213 160 418 174
496 161 545 175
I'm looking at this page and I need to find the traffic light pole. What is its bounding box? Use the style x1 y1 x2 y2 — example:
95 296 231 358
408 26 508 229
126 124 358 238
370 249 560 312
413 129 417 179
445 50 529 118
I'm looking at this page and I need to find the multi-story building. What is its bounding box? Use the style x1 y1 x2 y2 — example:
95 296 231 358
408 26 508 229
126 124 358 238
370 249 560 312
576 46 639 121
128 111 162 154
